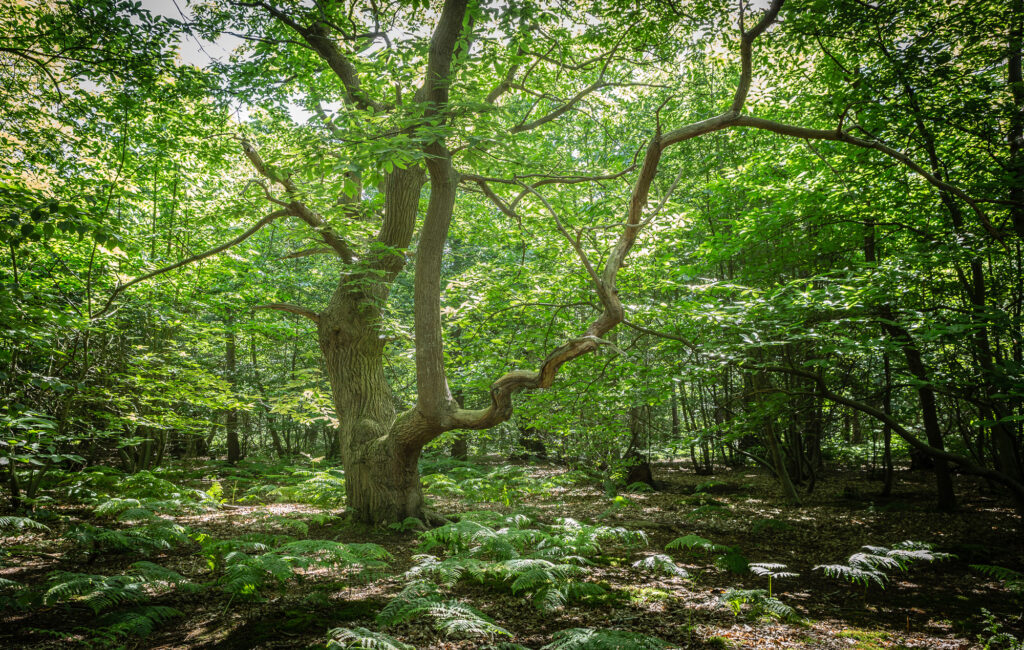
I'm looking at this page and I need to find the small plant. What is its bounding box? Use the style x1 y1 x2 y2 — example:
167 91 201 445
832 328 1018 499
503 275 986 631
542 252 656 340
632 554 689 578
666 534 748 574
748 562 798 597
978 608 1024 650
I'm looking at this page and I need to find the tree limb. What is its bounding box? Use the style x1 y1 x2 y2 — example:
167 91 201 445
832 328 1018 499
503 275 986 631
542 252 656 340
96 209 290 319
255 302 320 323
282 246 339 259
239 138 357 262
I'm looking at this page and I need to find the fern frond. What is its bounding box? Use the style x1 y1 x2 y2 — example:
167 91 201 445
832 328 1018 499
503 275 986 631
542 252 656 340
632 554 689 578
129 562 201 594
0 577 21 590
427 601 510 639
541 628 671 649
0 515 50 532
93 605 182 638
665 534 728 554
43 572 149 613
719 588 802 623
972 564 1024 581
327 626 414 650
375 580 509 639
972 564 1024 594
749 562 798 579
406 555 487 586
814 563 887 588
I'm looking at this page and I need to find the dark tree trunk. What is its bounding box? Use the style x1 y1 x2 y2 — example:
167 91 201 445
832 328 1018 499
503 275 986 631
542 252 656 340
225 319 241 465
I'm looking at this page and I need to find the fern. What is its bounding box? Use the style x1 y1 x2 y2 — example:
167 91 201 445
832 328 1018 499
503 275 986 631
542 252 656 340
216 539 391 597
665 534 729 554
542 628 671 649
221 551 298 597
66 520 191 557
44 572 150 613
128 562 202 594
0 515 50 532
748 562 798 597
327 626 414 649
376 580 510 639
719 588 802 623
91 605 182 638
632 554 689 578
972 564 1024 595
540 518 648 559
406 554 488 586
666 534 747 573
494 558 603 613
815 541 953 590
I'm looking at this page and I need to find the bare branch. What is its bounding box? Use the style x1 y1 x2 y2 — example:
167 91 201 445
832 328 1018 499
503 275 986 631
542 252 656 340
255 302 320 324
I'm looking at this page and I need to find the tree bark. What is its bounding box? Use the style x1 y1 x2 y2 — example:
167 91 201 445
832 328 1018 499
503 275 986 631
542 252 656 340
225 317 240 465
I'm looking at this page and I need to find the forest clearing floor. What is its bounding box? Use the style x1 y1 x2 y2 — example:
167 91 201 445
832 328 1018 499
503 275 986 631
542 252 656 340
1 457 1022 649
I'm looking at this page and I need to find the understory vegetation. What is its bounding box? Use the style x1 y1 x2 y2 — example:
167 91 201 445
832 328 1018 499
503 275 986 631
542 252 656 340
1 455 1022 648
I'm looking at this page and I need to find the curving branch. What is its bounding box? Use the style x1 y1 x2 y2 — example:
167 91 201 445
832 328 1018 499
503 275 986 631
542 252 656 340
239 139 357 262
255 302 320 324
239 0 387 112
444 2 784 434
95 209 290 319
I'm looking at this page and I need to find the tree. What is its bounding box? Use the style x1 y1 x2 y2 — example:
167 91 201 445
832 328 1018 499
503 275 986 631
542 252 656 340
71 0 1020 523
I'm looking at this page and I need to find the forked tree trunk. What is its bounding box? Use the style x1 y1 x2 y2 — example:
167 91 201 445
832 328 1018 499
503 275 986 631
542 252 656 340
318 289 433 523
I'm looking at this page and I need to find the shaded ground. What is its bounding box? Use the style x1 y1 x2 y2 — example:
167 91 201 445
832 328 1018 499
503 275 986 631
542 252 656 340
1 458 1022 649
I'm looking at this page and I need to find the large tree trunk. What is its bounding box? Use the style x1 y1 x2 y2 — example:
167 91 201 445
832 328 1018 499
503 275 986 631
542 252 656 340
318 288 432 523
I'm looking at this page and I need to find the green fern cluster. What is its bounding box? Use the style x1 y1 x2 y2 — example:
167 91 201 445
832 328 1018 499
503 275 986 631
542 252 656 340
207 536 391 598
815 541 954 589
542 627 673 649
32 561 199 643
375 580 510 639
327 626 414 649
411 513 649 613
666 534 748 574
43 563 197 613
65 519 192 557
272 469 346 506
719 588 802 623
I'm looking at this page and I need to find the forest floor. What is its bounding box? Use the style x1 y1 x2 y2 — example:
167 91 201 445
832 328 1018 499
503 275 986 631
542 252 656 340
1 457 1022 649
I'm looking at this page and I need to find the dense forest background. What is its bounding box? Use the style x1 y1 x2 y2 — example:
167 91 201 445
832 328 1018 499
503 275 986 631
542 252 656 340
1 0 1023 648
